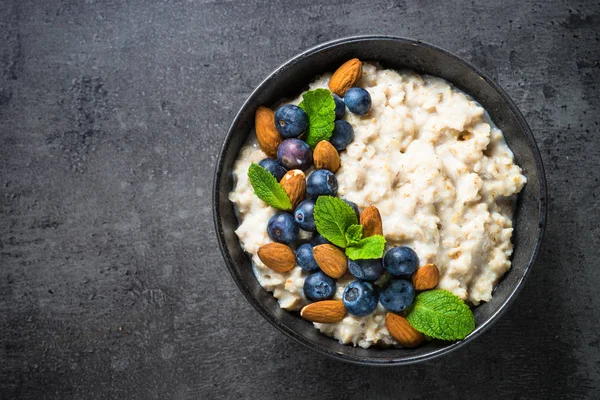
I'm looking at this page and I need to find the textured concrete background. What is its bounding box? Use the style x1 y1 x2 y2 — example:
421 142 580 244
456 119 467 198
1 0 598 398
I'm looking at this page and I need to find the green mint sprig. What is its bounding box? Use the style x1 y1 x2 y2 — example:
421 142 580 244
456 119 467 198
247 163 292 211
345 224 363 246
299 89 336 149
406 290 475 340
314 196 385 259
345 235 386 260
313 196 357 247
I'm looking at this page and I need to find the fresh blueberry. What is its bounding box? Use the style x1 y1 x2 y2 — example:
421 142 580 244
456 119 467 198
342 281 379 317
344 87 372 115
294 199 316 232
311 234 331 246
307 169 338 198
267 212 299 244
296 243 319 272
379 279 415 312
383 246 419 277
343 199 360 220
258 158 287 181
330 120 354 151
277 138 313 171
274 104 309 138
347 258 384 281
333 94 345 120
304 271 336 301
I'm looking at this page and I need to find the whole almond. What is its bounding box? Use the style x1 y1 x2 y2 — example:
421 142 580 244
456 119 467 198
279 170 306 209
328 58 363 96
257 242 296 273
313 141 341 172
300 300 346 323
412 263 440 291
360 206 383 237
385 313 424 348
313 244 347 278
255 106 282 158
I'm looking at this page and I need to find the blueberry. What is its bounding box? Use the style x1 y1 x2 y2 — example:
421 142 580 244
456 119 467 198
296 243 319 272
342 281 379 317
333 94 345 120
311 234 331 246
330 120 354 151
294 199 316 232
267 212 299 244
383 246 419 277
277 138 313 171
304 271 336 301
379 280 415 312
274 104 309 138
344 87 371 115
307 169 338 198
342 199 360 220
347 258 384 281
258 158 287 181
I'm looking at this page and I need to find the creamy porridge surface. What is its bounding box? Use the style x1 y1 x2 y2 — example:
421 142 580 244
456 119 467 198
228 63 526 348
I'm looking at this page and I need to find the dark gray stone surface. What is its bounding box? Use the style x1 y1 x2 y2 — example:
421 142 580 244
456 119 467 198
1 0 598 398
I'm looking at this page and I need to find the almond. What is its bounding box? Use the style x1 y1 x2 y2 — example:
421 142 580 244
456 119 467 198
279 170 306 209
412 263 440 290
360 206 383 237
328 58 363 96
255 106 282 158
313 141 341 172
385 313 424 348
300 300 346 323
313 244 347 278
257 242 296 273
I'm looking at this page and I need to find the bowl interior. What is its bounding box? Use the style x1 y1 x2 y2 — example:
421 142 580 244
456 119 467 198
214 37 546 365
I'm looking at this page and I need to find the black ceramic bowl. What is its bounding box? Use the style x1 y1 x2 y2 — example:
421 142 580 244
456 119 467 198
213 36 547 365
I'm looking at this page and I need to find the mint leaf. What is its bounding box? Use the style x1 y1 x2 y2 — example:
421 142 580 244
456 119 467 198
345 235 386 260
247 163 292 211
299 88 336 148
406 290 475 341
314 196 358 247
345 224 363 246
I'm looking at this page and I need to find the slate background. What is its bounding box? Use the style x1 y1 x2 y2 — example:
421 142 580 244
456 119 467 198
1 0 599 399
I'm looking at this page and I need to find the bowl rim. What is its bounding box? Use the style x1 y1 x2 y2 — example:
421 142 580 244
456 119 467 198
213 35 548 366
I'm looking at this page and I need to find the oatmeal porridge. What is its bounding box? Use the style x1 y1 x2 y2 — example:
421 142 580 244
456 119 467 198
228 62 526 348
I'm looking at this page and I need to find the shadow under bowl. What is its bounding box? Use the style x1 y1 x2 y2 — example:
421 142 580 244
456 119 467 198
213 36 547 366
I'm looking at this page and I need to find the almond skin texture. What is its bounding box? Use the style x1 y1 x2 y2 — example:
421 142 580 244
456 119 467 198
360 206 383 237
313 141 341 172
313 244 348 278
279 170 306 209
255 106 282 158
385 313 425 348
412 263 440 290
300 300 346 323
257 243 296 273
328 58 363 96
